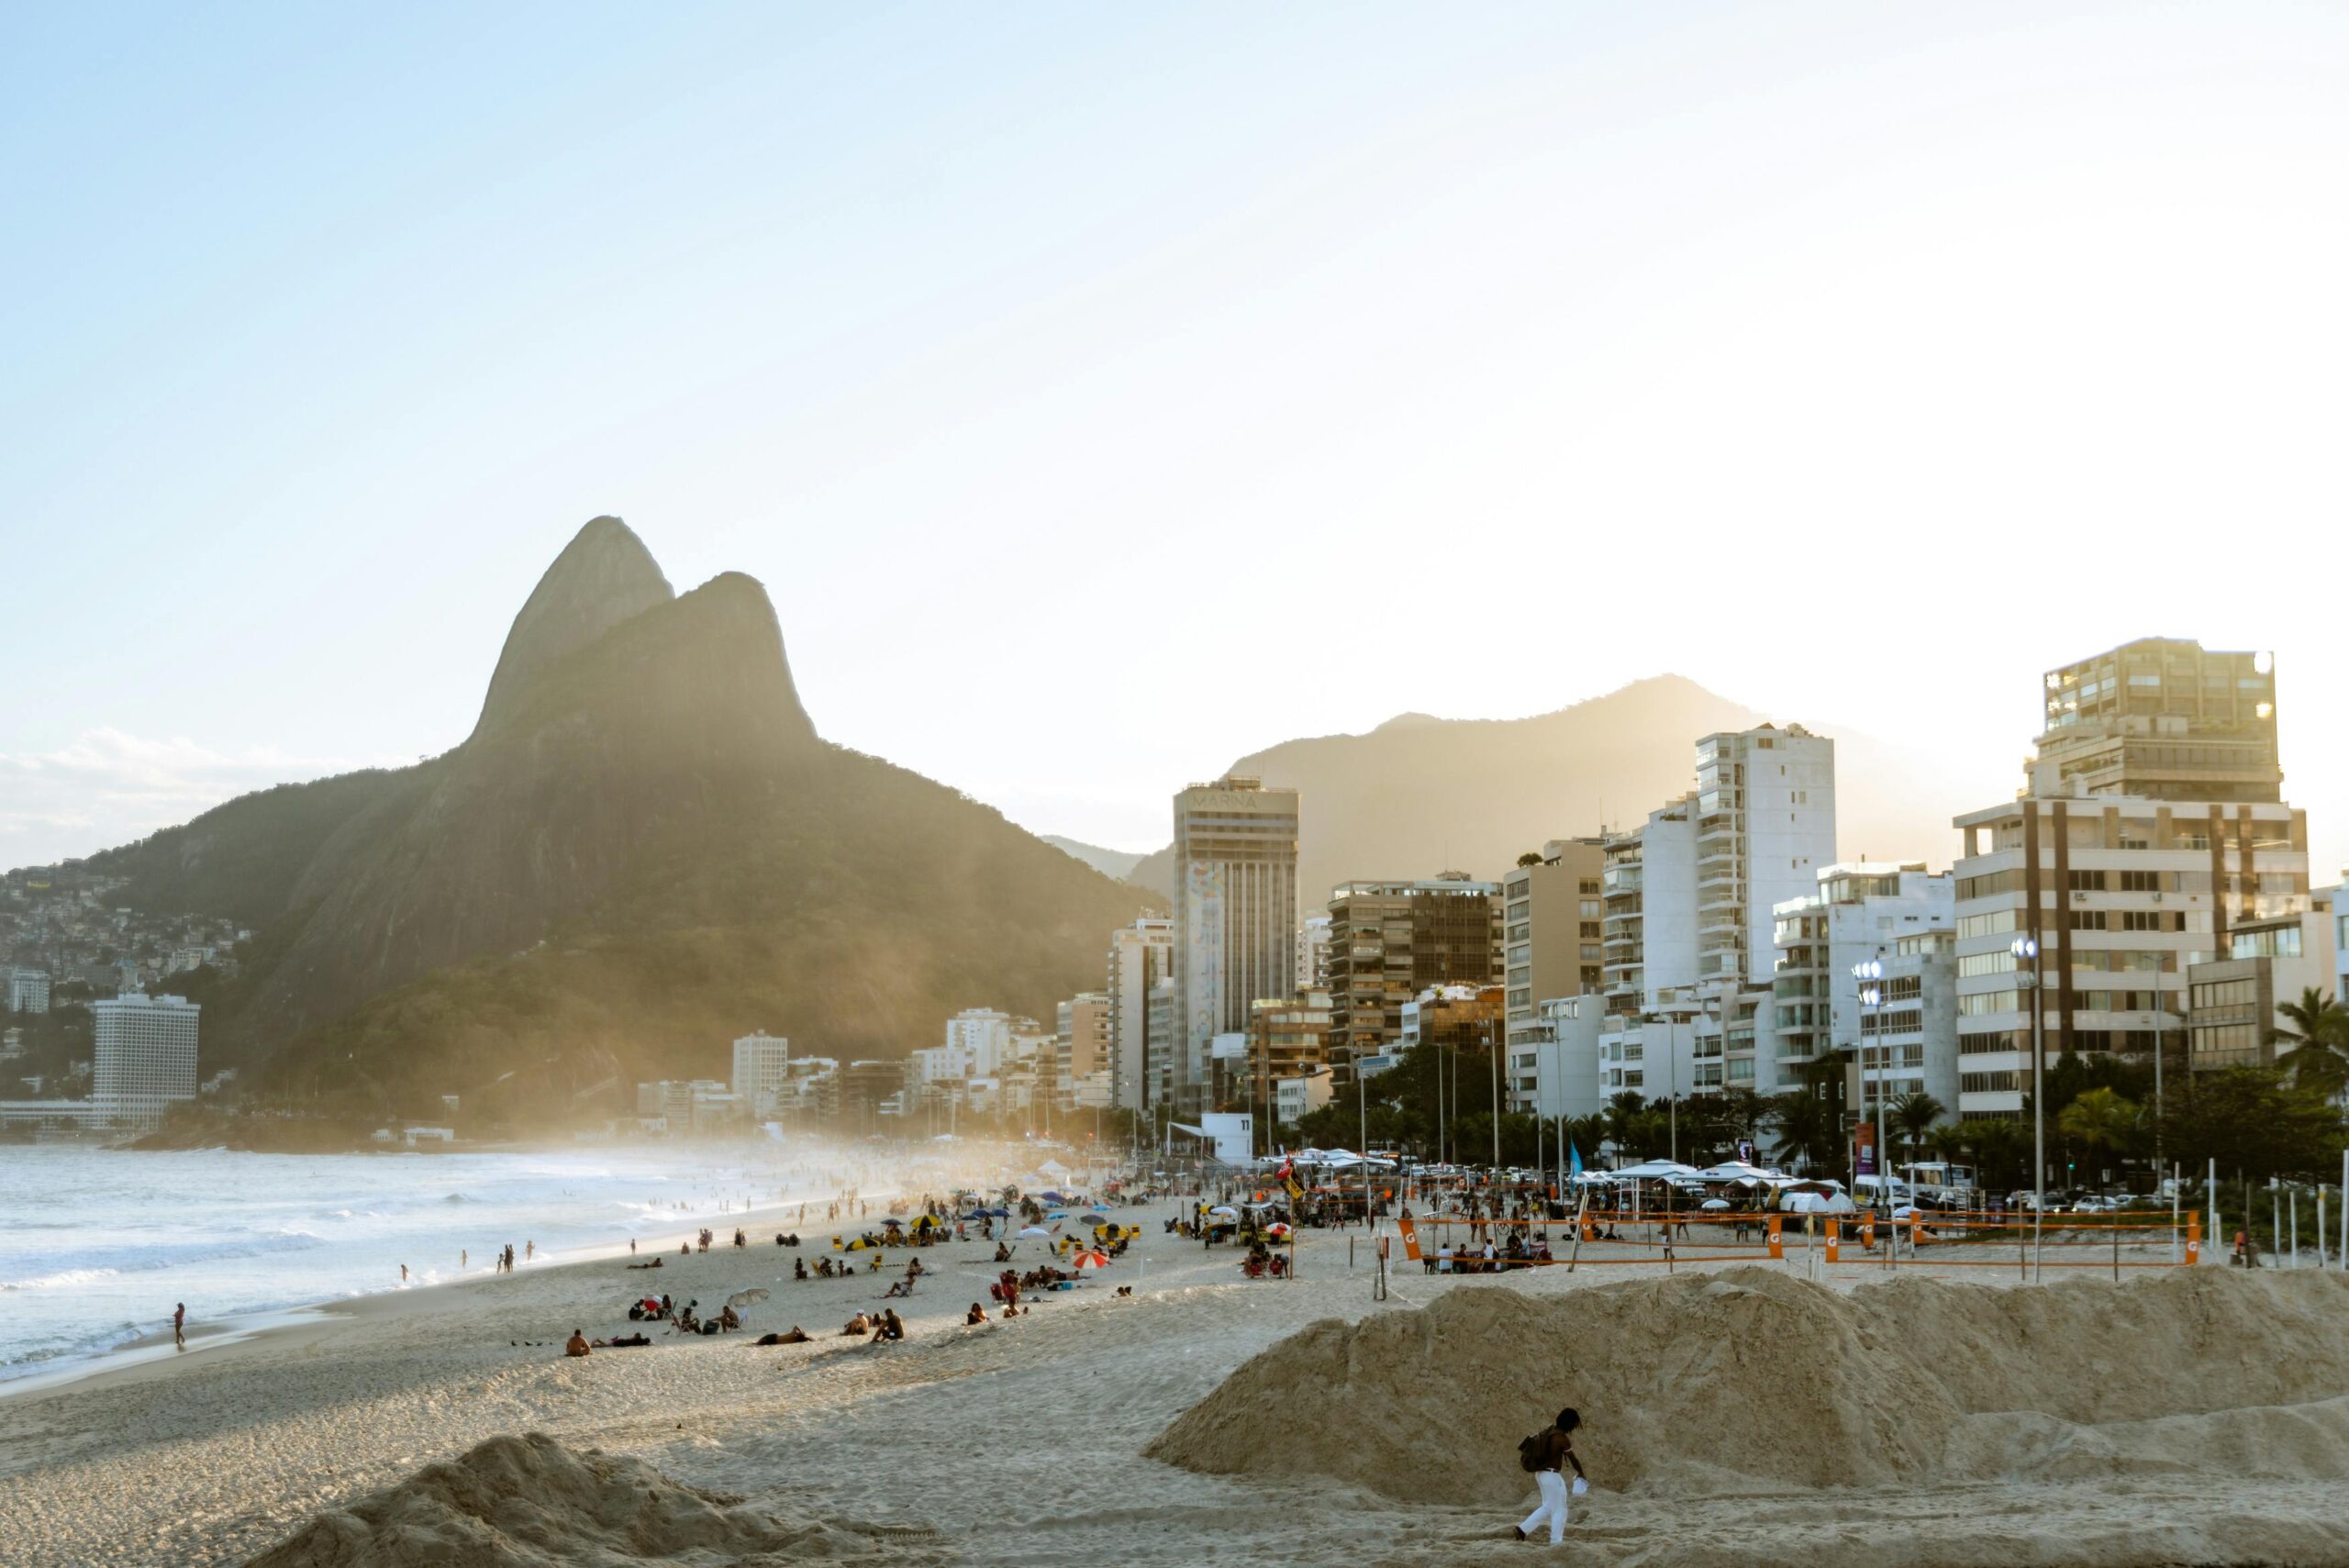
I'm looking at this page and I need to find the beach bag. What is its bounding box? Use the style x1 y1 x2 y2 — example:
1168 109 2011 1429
1518 1431 1548 1473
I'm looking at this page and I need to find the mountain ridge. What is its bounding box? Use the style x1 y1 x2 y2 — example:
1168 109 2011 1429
80 518 1161 1129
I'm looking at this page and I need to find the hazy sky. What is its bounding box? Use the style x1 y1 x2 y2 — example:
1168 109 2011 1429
5 4 2344 878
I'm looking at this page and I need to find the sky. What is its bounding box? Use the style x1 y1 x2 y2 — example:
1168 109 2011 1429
4 3 2344 879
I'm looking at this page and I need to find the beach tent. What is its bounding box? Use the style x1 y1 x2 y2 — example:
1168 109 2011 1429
1697 1161 1783 1184
1781 1190 1856 1215
1610 1160 1704 1180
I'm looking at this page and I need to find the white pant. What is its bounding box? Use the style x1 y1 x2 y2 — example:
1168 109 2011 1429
1520 1469 1569 1541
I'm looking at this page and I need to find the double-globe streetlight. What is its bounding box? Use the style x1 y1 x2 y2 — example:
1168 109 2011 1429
1852 957 1887 1223
2012 933 2046 1279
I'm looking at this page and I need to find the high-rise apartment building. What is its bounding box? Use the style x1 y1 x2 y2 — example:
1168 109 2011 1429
1325 874 1503 1070
1171 776 1299 1117
1106 915 1174 1112
1694 725 1837 984
2036 639 2281 803
942 1008 1012 1078
1952 641 2308 1121
1770 863 1955 1096
729 1031 790 1115
1248 988 1333 1114
93 992 198 1129
2184 898 2336 1072
1601 797 1698 1014
6 970 51 1014
1501 837 1606 1022
1054 992 1112 1108
1296 915 1331 993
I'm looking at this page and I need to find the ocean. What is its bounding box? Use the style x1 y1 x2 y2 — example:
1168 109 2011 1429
0 1142 841 1385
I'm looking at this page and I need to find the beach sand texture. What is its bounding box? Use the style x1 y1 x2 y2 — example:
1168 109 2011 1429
3 1209 2345 1566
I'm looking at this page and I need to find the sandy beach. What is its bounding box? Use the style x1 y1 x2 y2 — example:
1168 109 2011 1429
3 1200 2345 1567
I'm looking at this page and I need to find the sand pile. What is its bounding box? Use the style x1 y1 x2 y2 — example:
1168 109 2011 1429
245 1432 938 1567
1146 1265 2349 1503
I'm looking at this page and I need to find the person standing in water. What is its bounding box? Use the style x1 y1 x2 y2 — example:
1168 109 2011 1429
1513 1407 1586 1541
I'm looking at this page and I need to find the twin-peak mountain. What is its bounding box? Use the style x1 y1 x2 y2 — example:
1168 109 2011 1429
92 518 1157 1129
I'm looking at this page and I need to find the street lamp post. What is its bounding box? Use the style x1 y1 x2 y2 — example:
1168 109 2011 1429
2012 934 2045 1280
1854 957 1885 1225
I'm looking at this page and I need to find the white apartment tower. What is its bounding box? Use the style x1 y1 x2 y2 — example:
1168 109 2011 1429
730 1031 790 1116
93 992 199 1129
1171 776 1299 1118
1106 915 1174 1111
1694 725 1838 985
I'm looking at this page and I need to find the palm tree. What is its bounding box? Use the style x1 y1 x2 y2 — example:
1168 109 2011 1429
2056 1085 2143 1183
1956 1118 2026 1194
1769 1089 1839 1175
2270 987 2349 1098
1887 1091 1945 1162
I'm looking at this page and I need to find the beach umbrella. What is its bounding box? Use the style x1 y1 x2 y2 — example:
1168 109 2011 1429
1018 1226 1052 1239
1208 1205 1239 1218
1698 1199 1731 1211
725 1287 770 1310
1265 1222 1293 1237
1073 1249 1110 1269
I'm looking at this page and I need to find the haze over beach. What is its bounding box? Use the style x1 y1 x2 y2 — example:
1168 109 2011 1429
6 6 2349 1567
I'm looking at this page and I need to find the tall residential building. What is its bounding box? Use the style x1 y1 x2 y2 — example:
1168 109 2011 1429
1601 796 1699 1014
6 969 50 1014
93 992 198 1129
1296 915 1331 993
1693 725 1837 984
1248 988 1333 1116
1054 992 1112 1108
1770 862 1956 1099
1952 643 2309 1120
1325 874 1503 1070
943 1008 1012 1078
2035 639 2281 803
729 1031 791 1116
1106 916 1174 1112
1501 837 1606 1023
1172 776 1299 1117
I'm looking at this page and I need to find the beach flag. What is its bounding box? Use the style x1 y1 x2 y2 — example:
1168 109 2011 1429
1569 1140 1584 1180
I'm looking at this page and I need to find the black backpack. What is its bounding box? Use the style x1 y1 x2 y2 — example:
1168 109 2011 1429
1518 1429 1550 1473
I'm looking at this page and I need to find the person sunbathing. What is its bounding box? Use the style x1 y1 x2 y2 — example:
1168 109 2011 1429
965 1303 987 1325
564 1329 591 1358
841 1312 873 1336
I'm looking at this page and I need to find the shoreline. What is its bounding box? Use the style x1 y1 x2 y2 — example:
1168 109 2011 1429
0 1184 876 1403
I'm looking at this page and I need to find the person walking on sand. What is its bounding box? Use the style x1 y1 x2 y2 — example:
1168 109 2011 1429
1512 1407 1586 1542
173 1302 185 1350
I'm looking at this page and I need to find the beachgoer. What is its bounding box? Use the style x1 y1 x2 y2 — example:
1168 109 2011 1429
526 1241 535 1262
173 1303 185 1350
565 1329 591 1358
400 1263 408 1284
462 1250 468 1270
842 1312 873 1336
876 1308 905 1341
1513 1407 1586 1542
629 1238 637 1255
966 1303 986 1325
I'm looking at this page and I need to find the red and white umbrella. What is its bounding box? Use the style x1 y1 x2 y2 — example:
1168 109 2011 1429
1265 1222 1293 1238
1073 1248 1110 1270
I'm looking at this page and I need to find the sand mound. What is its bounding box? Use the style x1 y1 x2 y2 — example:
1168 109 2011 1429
246 1432 937 1567
1146 1265 2349 1503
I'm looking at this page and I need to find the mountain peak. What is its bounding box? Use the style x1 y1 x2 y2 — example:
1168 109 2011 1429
474 517 675 737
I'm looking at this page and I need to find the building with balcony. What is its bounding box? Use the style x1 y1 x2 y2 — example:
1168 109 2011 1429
93 992 198 1129
1501 837 1606 1025
1694 725 1838 986
1952 641 2309 1120
1106 915 1174 1112
2185 899 2338 1072
1508 993 1606 1119
729 1031 790 1116
1248 988 1333 1113
1172 776 1300 1118
1602 797 1698 1015
1325 874 1502 1071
